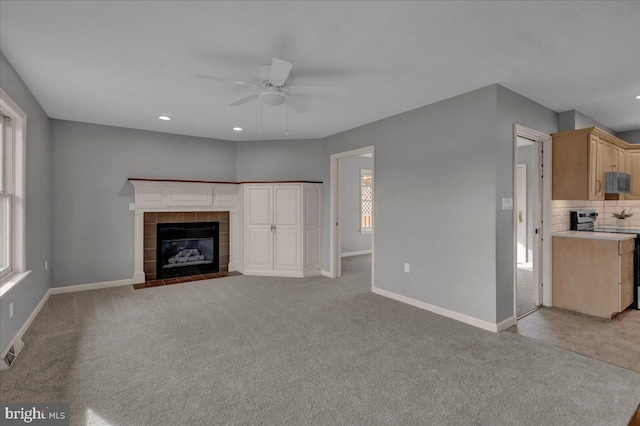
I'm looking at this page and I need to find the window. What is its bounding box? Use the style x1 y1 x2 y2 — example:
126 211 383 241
0 114 12 279
0 88 27 295
360 168 372 232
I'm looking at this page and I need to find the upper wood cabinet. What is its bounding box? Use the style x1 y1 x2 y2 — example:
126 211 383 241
626 149 640 200
552 128 631 200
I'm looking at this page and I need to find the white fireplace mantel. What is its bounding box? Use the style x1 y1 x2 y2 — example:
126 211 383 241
129 179 240 284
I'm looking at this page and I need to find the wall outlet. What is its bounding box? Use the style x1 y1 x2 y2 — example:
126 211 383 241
45 260 48 271
129 203 135 211
404 263 410 273
9 303 13 318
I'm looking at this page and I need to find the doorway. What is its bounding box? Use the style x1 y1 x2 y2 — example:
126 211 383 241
330 146 374 283
514 125 551 318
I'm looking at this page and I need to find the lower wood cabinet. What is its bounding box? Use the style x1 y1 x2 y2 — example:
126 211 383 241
240 183 322 278
553 235 634 318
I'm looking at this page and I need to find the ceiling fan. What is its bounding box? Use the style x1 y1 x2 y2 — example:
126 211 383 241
197 58 346 113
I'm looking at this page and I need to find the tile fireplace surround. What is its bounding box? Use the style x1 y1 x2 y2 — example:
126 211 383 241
143 211 230 282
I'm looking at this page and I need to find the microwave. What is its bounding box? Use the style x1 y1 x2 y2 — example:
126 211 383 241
605 171 631 194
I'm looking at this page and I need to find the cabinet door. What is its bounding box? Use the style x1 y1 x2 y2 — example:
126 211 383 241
588 135 600 200
627 150 640 200
589 135 609 200
273 186 301 271
246 186 274 270
611 145 626 174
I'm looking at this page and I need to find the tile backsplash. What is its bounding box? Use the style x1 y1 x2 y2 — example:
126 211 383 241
552 200 640 232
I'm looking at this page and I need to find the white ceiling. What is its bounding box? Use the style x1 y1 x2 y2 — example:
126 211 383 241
1 1 638 141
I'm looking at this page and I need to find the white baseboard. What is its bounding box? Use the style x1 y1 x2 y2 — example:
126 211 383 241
340 250 372 258
1 287 51 359
372 286 502 333
228 261 239 272
496 316 517 331
241 270 305 278
321 270 332 278
303 270 322 278
132 272 146 284
16 288 50 342
50 278 133 295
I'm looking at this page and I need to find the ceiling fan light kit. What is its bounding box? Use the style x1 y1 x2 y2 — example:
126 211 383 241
260 91 287 106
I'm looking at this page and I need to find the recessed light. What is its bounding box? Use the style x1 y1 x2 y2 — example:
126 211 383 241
158 115 171 121
636 95 640 100
233 127 243 132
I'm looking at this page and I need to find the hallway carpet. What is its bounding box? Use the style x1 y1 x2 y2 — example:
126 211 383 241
2 255 639 425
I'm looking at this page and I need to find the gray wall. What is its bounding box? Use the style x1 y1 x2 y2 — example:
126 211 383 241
339 156 373 254
324 85 499 323
619 129 640 144
558 110 616 135
235 139 323 182
516 145 534 263
50 120 236 287
495 85 558 322
0 52 52 350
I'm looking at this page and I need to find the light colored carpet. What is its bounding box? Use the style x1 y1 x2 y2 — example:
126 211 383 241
517 266 537 317
2 254 640 425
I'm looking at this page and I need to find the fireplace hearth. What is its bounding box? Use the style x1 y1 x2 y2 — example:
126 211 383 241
156 222 219 279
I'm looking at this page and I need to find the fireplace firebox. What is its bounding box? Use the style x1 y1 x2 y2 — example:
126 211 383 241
156 222 219 279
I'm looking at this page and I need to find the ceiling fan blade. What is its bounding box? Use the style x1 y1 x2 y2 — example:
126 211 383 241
270 58 293 87
286 95 308 113
287 85 347 96
196 74 257 88
229 94 260 107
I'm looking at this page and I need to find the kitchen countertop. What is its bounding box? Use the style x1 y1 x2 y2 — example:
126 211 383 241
552 230 637 241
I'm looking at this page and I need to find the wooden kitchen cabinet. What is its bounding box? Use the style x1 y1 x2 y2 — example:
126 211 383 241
553 234 635 318
611 143 626 174
552 128 631 200
626 149 640 200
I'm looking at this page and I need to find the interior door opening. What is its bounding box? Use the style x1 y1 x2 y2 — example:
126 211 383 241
330 146 374 285
515 136 543 318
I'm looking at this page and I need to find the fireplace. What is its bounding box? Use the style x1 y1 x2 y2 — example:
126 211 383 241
156 222 219 279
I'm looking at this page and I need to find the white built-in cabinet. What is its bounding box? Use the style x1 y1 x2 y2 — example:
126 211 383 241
240 183 322 277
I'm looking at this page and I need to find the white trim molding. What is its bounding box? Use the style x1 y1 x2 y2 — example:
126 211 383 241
0 88 28 296
513 124 553 316
372 286 506 333
1 287 50 366
49 278 133 295
330 145 375 280
340 250 372 258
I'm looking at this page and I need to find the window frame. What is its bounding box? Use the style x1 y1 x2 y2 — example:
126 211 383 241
360 168 372 233
0 88 28 297
1 114 13 279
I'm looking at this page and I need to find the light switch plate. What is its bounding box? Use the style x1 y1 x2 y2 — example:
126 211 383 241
502 198 514 210
129 203 135 211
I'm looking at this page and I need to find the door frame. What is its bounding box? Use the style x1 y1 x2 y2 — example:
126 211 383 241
330 145 375 284
515 163 528 265
513 124 552 315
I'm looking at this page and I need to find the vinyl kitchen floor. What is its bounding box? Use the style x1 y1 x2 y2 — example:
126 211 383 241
509 306 640 373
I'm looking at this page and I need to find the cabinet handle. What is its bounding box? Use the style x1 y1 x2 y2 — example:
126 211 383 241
596 179 602 193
